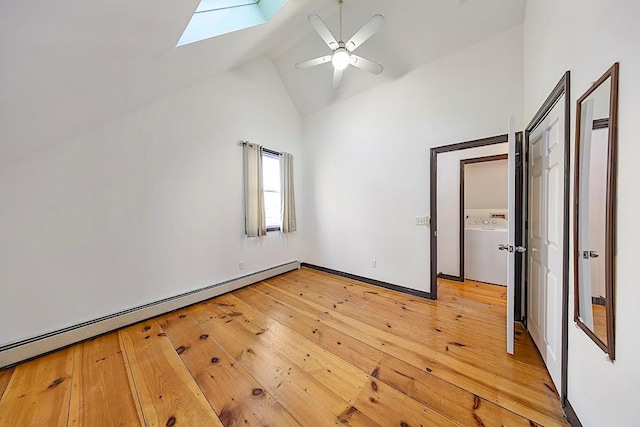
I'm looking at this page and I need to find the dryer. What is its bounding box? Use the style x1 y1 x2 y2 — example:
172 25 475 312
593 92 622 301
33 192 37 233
464 215 508 286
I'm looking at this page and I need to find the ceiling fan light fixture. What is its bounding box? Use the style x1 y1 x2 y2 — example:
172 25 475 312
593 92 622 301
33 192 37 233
295 1 384 89
332 48 351 70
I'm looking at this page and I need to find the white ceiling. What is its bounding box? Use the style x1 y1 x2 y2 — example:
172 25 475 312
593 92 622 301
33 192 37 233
0 0 525 166
273 0 526 117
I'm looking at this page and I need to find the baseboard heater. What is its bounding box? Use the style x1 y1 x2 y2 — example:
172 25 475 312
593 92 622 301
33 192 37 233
0 261 300 369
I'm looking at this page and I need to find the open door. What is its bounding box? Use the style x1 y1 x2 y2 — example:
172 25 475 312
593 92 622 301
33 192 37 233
500 115 525 354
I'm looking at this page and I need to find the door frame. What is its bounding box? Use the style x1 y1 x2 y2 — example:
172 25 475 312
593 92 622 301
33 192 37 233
523 71 571 406
458 154 509 285
430 133 524 310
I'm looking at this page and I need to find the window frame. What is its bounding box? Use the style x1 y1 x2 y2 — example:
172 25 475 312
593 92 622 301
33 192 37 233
261 148 282 232
196 0 260 13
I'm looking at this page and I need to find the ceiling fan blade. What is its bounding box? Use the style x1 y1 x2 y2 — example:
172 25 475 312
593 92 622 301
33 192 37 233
295 55 332 69
350 55 384 75
332 67 343 89
345 14 385 52
308 14 339 50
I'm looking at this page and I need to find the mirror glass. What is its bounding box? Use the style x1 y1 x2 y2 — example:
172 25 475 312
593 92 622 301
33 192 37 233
574 63 618 360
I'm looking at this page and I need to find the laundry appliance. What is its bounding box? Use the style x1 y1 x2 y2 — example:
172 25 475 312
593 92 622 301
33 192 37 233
464 212 508 286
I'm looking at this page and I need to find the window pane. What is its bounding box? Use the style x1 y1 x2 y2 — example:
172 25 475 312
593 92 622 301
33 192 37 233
197 0 259 13
264 191 280 227
262 153 281 228
263 155 281 192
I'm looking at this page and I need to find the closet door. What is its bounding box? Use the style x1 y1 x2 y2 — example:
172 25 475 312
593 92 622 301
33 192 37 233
527 100 564 390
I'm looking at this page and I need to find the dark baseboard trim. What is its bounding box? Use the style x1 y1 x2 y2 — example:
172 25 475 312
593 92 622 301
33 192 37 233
437 273 464 282
592 296 606 306
301 263 433 300
563 399 583 427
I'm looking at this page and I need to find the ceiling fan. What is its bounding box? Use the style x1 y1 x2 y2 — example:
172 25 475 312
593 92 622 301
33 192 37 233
295 0 385 89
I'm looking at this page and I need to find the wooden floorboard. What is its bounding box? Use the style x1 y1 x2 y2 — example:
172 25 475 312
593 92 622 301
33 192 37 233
232 288 533 426
68 333 145 427
270 273 543 366
0 267 567 426
254 279 564 426
0 368 13 401
157 308 300 426
119 321 223 427
0 348 74 426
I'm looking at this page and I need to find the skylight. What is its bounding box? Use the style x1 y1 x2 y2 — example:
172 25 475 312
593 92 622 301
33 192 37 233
196 0 259 14
177 0 288 46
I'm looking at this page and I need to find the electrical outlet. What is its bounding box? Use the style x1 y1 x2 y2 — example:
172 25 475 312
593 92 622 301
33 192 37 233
371 259 377 268
425 216 431 226
239 261 245 270
416 217 426 226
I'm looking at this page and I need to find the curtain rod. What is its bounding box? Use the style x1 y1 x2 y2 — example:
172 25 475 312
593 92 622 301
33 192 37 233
238 141 281 156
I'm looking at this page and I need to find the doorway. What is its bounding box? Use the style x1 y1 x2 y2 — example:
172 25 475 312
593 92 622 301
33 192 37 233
429 71 571 409
460 154 509 287
430 134 523 311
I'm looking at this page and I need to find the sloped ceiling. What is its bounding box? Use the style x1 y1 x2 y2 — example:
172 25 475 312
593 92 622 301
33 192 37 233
0 0 525 167
0 0 319 166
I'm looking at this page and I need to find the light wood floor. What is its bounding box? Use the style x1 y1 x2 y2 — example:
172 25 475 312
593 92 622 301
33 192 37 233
592 304 608 344
0 268 568 426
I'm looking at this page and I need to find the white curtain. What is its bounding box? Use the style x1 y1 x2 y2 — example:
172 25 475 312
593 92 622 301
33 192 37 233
243 144 267 237
280 152 297 233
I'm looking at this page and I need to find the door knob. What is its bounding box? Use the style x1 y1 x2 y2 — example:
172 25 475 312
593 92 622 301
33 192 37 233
583 250 600 259
497 244 525 253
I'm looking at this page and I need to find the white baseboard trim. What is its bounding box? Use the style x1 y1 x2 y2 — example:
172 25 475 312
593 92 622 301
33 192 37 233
0 261 300 369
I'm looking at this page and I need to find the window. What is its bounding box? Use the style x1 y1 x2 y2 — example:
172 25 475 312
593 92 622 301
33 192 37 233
262 151 281 231
196 0 259 12
177 0 289 46
243 142 295 237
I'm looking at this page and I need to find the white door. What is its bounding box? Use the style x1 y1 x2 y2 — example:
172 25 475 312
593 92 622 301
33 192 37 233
504 116 518 355
528 98 564 390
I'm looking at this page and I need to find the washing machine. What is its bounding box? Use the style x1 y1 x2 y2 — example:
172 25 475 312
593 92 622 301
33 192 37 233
464 216 508 286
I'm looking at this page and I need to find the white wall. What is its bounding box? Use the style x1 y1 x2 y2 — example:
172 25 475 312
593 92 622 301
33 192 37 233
524 1 640 425
437 144 508 277
0 58 303 346
465 160 508 210
302 25 524 293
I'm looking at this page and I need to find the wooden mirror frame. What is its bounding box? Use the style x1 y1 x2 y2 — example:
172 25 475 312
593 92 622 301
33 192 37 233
573 62 619 360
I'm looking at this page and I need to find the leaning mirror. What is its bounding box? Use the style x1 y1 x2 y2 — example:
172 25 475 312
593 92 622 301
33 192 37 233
574 63 619 360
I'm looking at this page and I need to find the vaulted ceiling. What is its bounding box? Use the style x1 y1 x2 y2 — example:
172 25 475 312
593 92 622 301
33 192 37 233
0 0 525 166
